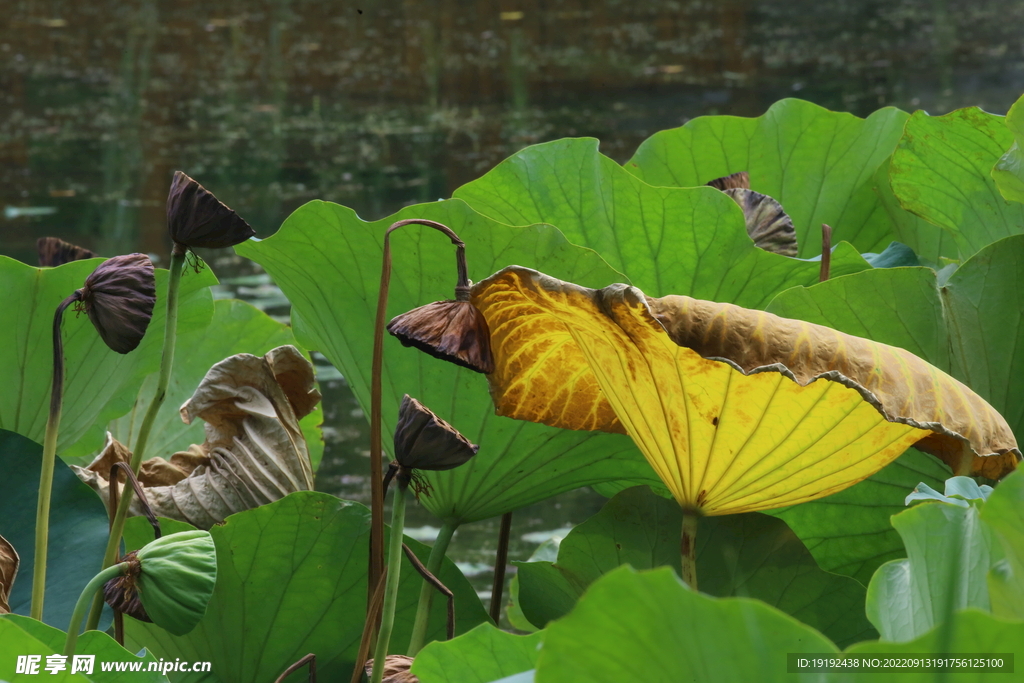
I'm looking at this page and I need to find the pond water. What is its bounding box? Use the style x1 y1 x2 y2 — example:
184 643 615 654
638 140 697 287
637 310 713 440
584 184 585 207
4 0 1024 616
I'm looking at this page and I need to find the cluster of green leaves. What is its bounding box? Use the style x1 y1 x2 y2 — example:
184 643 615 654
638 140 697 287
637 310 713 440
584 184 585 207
4 93 1024 682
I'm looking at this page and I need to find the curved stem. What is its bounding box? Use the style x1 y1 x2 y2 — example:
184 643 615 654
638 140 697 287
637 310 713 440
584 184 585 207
64 563 127 656
370 219 467 609
406 519 458 655
681 510 698 592
370 485 408 683
86 248 186 631
31 291 82 620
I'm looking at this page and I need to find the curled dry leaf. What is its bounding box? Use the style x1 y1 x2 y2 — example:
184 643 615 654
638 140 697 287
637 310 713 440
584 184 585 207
0 534 18 614
364 655 419 683
471 267 1019 514
74 345 320 528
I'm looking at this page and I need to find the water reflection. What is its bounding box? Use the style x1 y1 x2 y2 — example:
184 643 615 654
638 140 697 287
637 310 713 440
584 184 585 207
4 0 1024 620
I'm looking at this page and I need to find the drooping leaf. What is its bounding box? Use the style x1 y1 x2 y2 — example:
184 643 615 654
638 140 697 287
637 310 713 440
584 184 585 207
0 614 167 683
513 486 874 647
122 492 489 683
0 534 17 614
890 107 1024 259
991 94 1024 204
0 256 216 461
0 430 111 629
236 200 656 525
769 447 949 586
840 610 1023 682
622 99 908 255
981 469 1024 620
767 234 1024 476
453 137 873 306
865 492 999 642
531 566 837 683
106 299 324 472
74 345 319 528
411 624 542 683
472 266 1016 514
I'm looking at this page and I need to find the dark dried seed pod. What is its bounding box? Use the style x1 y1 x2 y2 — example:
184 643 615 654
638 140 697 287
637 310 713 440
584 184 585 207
103 550 152 623
364 655 419 683
706 171 750 191
723 187 799 257
167 171 255 250
79 253 156 354
387 299 494 374
393 394 479 474
37 237 96 267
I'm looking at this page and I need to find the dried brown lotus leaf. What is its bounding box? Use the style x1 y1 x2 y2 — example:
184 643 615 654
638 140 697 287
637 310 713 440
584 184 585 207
393 394 479 471
364 655 419 683
387 299 494 374
37 237 97 267
706 171 750 191
723 187 799 257
73 345 320 528
0 534 18 614
167 171 255 250
79 253 156 354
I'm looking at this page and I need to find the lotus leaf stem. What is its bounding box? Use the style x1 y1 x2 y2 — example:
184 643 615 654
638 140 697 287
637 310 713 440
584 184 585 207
31 291 83 620
86 247 186 631
681 510 698 591
819 224 832 283
370 484 408 683
489 512 513 623
406 519 458 655
64 562 128 656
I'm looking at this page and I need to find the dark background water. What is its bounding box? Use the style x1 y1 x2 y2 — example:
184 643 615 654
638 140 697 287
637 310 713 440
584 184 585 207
4 0 1024 612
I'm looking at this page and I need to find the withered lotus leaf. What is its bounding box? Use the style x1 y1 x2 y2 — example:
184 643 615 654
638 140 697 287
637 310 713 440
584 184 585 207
79 253 156 354
723 188 799 257
471 267 1019 515
388 299 494 374
167 171 255 250
364 655 419 683
0 534 18 614
706 171 750 191
394 394 479 472
37 236 96 267
73 345 320 528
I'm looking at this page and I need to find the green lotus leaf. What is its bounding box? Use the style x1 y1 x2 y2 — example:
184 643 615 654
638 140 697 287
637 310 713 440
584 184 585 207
0 256 216 462
122 491 488 683
865 489 999 642
532 566 837 683
870 164 959 263
621 99 908 256
840 610 1024 683
236 200 657 525
0 614 167 683
0 430 111 629
512 486 874 647
991 94 1024 204
453 137 873 306
981 469 1024 620
890 107 1024 259
905 476 992 507
411 624 542 683
107 299 323 471
769 448 948 585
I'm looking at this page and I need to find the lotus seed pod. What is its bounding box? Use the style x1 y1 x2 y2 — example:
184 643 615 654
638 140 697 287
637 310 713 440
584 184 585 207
37 237 96 267
167 171 255 251
387 298 494 374
134 530 217 636
78 253 156 354
393 394 478 473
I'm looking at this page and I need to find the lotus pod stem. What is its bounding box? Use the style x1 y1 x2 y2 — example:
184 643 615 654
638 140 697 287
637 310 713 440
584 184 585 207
31 291 83 620
406 519 458 655
65 562 128 656
370 484 408 683
87 247 186 631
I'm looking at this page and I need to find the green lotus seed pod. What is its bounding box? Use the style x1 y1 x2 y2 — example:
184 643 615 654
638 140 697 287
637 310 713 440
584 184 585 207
135 530 217 636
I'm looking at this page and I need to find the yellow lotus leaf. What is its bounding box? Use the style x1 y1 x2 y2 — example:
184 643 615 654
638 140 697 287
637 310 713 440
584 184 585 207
471 267 1019 515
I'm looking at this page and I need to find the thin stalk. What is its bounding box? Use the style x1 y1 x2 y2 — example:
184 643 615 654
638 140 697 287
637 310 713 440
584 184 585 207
275 654 316 683
64 563 128 656
819 224 833 283
406 519 458 655
489 512 513 624
86 247 186 631
369 219 467 609
31 291 82 620
681 510 699 592
370 485 408 683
